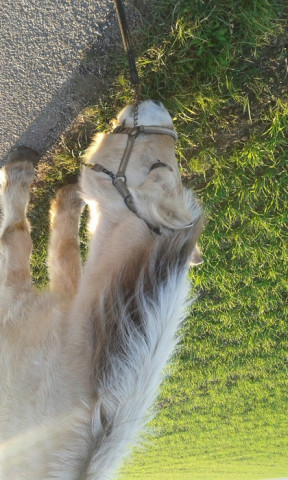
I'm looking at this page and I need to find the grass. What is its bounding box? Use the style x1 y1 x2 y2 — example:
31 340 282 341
28 0 288 479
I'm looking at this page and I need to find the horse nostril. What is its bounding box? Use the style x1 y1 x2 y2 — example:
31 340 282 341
149 161 173 172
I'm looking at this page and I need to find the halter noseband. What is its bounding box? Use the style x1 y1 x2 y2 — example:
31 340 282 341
90 124 178 235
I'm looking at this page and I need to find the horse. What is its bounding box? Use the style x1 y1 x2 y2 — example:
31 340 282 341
0 100 203 479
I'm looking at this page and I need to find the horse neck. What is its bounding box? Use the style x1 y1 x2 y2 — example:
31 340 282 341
73 205 153 318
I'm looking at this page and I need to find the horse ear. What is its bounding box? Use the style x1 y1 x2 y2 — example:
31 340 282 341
189 244 204 266
83 132 128 167
132 186 203 233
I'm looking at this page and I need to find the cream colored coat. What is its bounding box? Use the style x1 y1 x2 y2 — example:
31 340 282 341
0 101 203 479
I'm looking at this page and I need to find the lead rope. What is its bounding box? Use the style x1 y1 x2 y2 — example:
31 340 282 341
113 0 141 116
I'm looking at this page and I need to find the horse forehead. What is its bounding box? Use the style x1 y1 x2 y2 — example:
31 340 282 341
117 100 174 128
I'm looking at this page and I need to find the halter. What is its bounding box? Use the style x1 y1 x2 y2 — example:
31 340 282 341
90 124 178 235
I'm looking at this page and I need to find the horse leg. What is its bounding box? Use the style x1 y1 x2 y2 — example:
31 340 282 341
48 181 83 297
0 147 38 291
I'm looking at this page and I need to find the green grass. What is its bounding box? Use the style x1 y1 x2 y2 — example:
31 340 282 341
29 0 288 478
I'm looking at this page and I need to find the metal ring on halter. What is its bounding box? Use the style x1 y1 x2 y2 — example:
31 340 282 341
113 174 127 184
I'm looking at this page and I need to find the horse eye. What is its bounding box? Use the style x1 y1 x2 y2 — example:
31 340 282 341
149 161 169 172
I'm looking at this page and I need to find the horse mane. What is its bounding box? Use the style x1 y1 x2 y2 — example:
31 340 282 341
84 217 203 478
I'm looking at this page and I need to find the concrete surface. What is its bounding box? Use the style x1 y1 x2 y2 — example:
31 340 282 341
0 0 119 164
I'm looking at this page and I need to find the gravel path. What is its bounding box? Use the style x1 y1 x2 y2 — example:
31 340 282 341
0 0 118 164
